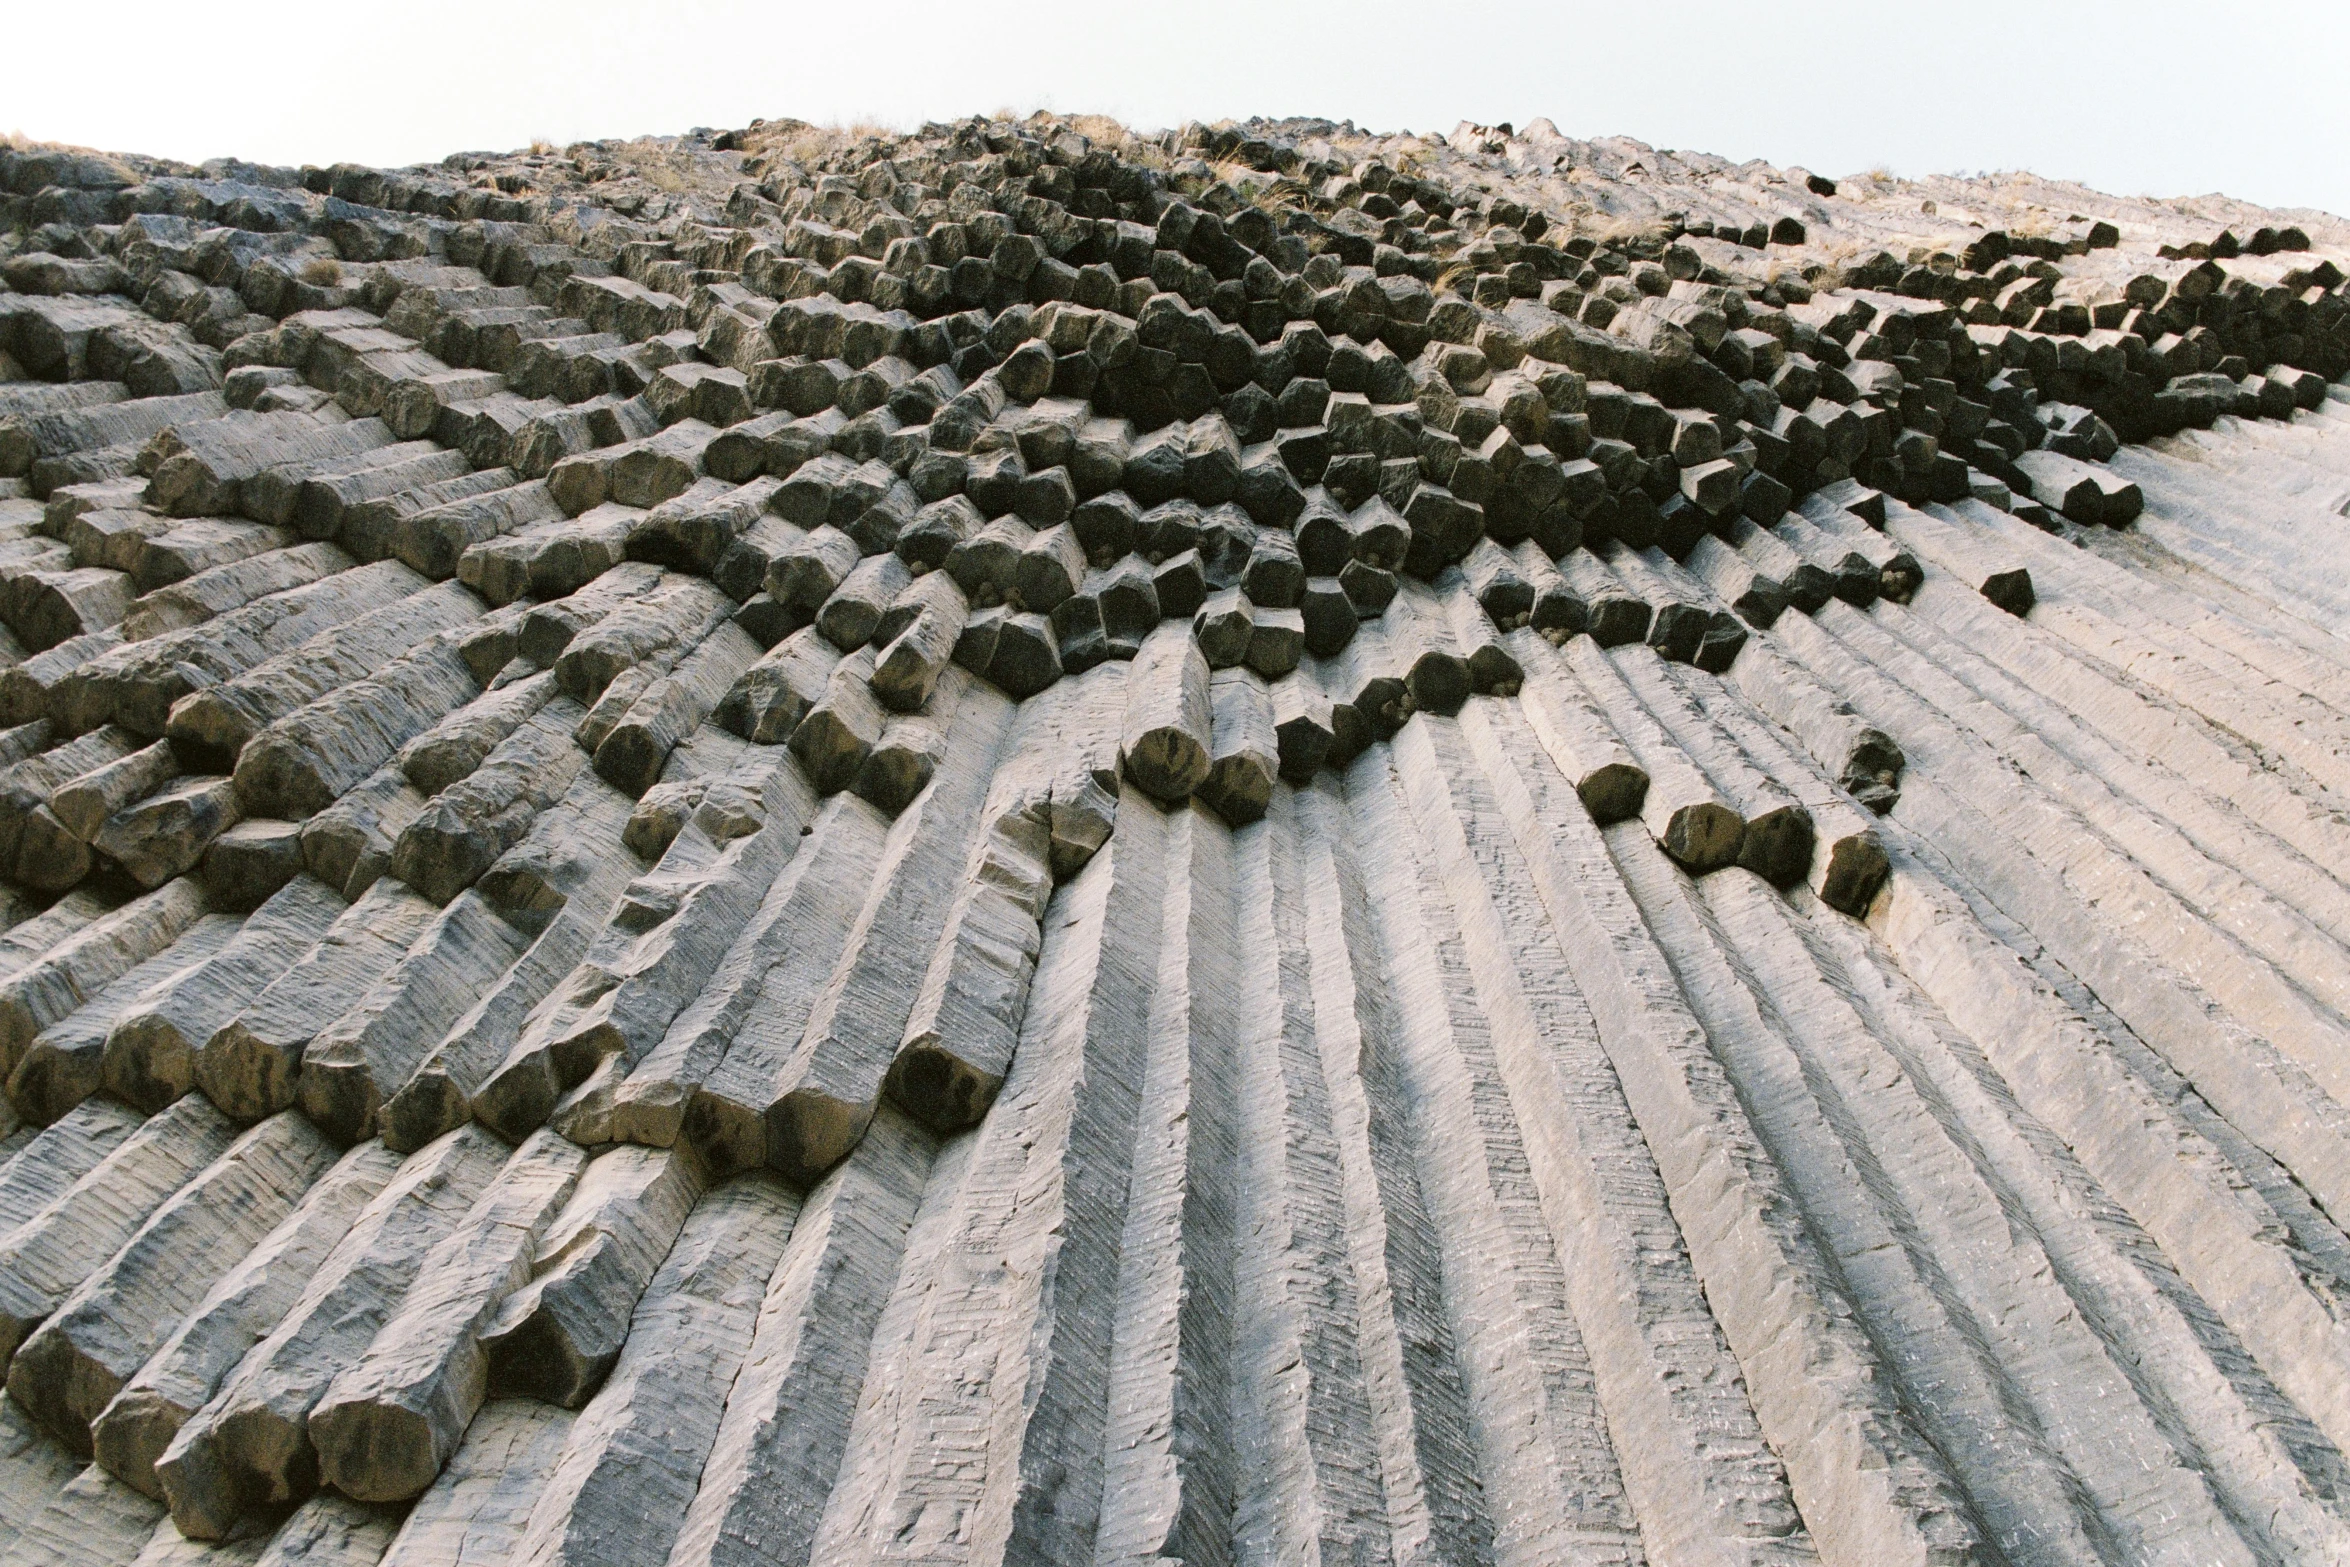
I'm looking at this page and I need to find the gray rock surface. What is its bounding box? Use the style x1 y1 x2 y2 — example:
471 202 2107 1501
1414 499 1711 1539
0 108 2348 1567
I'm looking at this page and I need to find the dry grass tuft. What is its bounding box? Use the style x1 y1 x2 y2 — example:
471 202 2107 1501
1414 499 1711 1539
771 127 839 165
299 257 343 287
528 139 556 157
1588 212 1668 249
602 136 717 195
1798 234 1868 290
754 120 902 168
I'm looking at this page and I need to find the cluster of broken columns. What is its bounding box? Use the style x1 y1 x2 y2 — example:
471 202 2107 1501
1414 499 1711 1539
0 109 2342 1550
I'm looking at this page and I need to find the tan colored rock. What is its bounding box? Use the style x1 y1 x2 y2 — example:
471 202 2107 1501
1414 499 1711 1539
0 877 209 1086
480 1143 703 1407
509 1174 798 1567
1120 622 1211 804
309 1129 588 1503
8 1111 338 1453
0 1094 240 1377
156 1125 508 1538
91 1140 402 1498
295 890 531 1144
195 878 437 1122
9 913 239 1127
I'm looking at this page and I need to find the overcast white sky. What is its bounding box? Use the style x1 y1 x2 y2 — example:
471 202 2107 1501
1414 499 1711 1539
12 1 2349 218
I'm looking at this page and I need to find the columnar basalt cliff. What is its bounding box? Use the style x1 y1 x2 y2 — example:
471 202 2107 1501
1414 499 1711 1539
0 109 2348 1565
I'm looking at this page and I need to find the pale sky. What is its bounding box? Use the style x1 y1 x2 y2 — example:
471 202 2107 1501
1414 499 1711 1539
12 0 2349 219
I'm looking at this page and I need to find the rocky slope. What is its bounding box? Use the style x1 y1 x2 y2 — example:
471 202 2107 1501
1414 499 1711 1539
0 110 2346 1565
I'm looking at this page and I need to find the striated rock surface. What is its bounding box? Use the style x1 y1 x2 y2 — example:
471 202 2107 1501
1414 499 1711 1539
0 107 2346 1564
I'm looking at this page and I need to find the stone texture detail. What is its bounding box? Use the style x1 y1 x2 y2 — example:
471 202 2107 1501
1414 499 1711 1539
0 107 2344 1566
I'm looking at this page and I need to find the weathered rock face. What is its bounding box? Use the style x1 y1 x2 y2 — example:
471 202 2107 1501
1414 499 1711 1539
0 107 2347 1564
